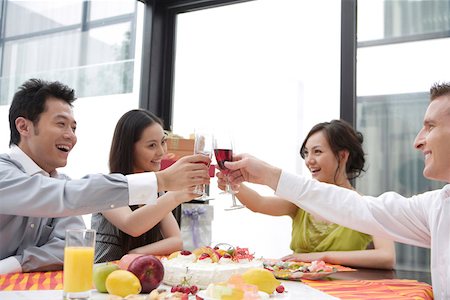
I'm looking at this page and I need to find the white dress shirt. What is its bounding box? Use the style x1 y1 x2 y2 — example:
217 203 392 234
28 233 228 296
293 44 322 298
276 170 450 299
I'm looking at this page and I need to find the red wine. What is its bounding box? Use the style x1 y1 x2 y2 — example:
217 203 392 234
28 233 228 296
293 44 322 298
214 148 233 173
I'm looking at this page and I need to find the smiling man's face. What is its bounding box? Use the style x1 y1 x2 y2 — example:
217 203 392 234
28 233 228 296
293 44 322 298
414 96 450 183
19 97 77 174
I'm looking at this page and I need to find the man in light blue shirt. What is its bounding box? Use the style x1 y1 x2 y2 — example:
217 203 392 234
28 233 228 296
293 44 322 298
0 79 211 274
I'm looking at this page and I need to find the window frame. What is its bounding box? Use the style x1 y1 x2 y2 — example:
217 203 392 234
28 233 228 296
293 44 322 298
139 0 357 129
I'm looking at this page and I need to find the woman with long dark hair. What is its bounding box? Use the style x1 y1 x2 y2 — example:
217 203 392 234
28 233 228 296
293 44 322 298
218 119 395 269
92 109 196 262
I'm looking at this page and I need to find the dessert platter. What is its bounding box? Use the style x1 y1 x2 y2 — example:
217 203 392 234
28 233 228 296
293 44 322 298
263 259 338 281
162 244 263 289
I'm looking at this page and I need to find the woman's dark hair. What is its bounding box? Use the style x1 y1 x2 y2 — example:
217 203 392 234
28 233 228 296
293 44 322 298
9 78 75 146
109 109 165 253
109 109 164 174
300 119 365 181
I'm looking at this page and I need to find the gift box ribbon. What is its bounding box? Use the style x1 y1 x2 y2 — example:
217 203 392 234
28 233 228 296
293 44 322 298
182 206 207 248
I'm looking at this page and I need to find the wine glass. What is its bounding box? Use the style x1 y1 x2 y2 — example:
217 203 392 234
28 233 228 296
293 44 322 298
213 134 244 210
193 130 213 200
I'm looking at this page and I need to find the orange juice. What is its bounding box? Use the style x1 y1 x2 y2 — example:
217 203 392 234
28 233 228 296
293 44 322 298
63 246 95 293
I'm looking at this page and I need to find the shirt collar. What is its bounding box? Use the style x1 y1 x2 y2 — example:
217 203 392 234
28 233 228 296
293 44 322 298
9 145 57 177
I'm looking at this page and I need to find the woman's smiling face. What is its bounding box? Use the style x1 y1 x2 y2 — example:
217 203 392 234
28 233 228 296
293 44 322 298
132 123 167 173
303 131 347 185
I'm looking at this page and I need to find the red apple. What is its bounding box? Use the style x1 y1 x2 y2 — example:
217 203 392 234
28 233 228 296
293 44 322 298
127 255 164 293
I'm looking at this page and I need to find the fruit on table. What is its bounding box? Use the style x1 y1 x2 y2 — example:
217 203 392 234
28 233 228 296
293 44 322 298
276 285 285 293
148 288 169 300
193 246 220 262
128 255 165 293
168 251 181 260
118 253 143 270
241 268 280 294
105 269 142 297
93 263 120 293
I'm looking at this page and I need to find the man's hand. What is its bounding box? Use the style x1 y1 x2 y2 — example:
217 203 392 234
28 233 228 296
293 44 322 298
223 153 282 190
156 154 211 192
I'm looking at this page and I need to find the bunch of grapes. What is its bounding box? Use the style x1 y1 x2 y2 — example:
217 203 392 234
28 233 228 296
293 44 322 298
171 284 198 295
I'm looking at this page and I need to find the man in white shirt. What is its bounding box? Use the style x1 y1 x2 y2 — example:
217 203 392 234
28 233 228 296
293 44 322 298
222 82 450 299
0 78 210 274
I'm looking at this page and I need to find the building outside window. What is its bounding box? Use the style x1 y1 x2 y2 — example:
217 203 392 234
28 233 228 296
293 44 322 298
356 0 449 271
0 0 138 105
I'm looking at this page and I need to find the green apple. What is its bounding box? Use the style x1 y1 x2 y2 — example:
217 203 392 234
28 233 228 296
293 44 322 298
93 263 120 293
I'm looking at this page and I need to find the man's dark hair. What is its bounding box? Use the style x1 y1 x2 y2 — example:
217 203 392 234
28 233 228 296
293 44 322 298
9 78 75 146
430 82 450 101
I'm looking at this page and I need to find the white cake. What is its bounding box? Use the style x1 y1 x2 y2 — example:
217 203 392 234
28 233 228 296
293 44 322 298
162 248 263 289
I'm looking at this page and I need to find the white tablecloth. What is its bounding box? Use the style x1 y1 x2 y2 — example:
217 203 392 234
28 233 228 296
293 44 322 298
0 280 338 300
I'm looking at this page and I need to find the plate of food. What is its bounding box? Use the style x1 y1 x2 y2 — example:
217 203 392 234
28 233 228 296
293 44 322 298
263 259 337 281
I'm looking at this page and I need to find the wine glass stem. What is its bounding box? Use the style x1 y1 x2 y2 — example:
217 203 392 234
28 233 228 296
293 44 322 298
226 183 233 194
231 194 238 206
225 174 235 194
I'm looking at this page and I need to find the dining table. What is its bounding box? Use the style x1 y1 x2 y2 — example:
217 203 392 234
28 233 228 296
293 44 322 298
0 265 433 299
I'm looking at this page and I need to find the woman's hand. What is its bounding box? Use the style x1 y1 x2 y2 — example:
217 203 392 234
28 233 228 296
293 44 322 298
281 252 326 263
166 191 198 205
216 171 228 191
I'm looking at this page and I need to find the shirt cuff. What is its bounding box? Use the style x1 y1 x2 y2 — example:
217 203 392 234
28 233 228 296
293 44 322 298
0 257 22 275
126 172 158 205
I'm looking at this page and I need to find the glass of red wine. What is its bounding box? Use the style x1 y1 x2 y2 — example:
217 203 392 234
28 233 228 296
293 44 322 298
213 134 244 210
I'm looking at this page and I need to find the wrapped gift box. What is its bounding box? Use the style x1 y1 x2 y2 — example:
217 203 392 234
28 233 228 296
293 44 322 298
180 203 214 250
166 138 194 160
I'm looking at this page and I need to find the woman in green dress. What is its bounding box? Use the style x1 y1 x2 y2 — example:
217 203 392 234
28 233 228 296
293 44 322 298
217 120 395 269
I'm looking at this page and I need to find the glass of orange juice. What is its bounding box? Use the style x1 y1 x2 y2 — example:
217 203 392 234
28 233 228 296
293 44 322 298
63 229 96 300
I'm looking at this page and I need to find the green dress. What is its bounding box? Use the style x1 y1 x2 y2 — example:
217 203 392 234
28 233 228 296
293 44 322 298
290 208 372 253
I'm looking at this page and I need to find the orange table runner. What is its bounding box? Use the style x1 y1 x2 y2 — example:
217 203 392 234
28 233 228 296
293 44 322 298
0 271 433 300
0 271 63 291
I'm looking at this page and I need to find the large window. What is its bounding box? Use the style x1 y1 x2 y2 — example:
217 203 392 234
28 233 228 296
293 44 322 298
356 0 449 271
0 0 137 105
171 0 342 258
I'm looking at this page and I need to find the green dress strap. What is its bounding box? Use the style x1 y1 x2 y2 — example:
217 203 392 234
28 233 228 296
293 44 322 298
290 208 372 253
